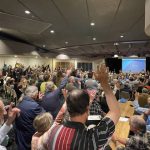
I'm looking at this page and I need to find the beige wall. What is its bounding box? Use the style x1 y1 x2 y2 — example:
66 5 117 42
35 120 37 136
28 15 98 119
0 39 106 71
0 55 53 70
0 55 105 71
145 0 150 36
93 59 105 70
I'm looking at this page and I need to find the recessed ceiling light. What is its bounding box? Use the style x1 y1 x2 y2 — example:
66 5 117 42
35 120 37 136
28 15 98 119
50 30 55 34
93 37 96 41
120 35 124 38
25 10 31 14
43 45 46 48
114 42 119 46
114 54 118 58
90 22 95 26
65 41 68 44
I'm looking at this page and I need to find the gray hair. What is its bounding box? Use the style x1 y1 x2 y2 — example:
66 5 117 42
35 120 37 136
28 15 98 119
46 81 54 92
25 86 38 98
68 76 75 83
130 115 146 133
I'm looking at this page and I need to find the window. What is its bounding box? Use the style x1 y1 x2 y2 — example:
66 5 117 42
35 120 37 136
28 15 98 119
77 62 92 71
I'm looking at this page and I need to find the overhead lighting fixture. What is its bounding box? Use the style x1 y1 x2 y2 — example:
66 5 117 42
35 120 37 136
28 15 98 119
114 42 119 46
14 55 18 58
120 35 124 38
59 47 67 50
90 22 95 26
50 30 55 34
114 54 118 58
129 55 138 58
93 37 96 41
25 10 31 14
65 41 68 44
56 54 70 60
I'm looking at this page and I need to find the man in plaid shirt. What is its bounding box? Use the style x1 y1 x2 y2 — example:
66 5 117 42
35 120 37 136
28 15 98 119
113 115 150 150
85 78 106 117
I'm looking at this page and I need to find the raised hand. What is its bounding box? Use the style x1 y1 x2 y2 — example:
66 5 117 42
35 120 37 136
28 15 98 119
62 89 68 101
66 64 73 76
6 103 20 126
94 64 109 86
87 90 97 103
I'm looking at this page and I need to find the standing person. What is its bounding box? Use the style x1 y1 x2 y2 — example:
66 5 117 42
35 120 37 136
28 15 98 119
39 67 72 119
45 64 120 149
113 115 150 150
0 101 20 150
15 86 45 150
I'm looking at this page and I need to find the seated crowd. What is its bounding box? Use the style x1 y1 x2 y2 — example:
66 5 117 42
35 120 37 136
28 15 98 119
0 63 150 150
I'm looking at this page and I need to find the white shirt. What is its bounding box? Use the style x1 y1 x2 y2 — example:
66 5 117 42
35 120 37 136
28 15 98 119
0 123 12 144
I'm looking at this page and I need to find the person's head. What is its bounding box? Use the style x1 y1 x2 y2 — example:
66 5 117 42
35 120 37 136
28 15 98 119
39 75 44 81
0 100 7 125
139 77 145 83
43 74 50 82
46 81 55 92
33 112 53 134
138 93 149 107
29 79 36 86
65 83 77 92
115 81 121 89
88 72 93 79
25 86 38 100
57 71 63 78
66 89 90 122
68 76 75 83
142 88 149 94
85 79 98 91
129 115 146 134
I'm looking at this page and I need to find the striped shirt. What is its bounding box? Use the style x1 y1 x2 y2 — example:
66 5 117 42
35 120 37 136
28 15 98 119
46 117 115 150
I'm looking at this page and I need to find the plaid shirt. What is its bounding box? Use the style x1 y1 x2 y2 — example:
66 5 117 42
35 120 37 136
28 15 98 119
117 132 150 150
90 99 105 117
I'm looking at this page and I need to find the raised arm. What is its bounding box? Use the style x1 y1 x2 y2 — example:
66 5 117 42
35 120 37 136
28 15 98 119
58 66 72 90
0 103 20 144
54 89 68 124
94 64 120 125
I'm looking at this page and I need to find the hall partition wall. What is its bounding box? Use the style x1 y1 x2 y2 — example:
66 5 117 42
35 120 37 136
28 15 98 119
105 58 122 73
146 57 150 71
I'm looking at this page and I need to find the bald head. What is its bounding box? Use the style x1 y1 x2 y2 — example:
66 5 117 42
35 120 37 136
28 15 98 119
67 89 89 117
130 115 146 133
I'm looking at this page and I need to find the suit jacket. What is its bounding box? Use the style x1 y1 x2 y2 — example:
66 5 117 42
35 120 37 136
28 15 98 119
15 96 45 150
39 77 68 119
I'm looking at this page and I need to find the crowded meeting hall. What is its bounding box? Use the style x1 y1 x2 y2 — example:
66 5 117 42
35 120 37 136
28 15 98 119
0 0 150 150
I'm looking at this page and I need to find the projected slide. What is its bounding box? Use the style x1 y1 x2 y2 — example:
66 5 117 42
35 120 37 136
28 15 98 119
122 58 146 73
